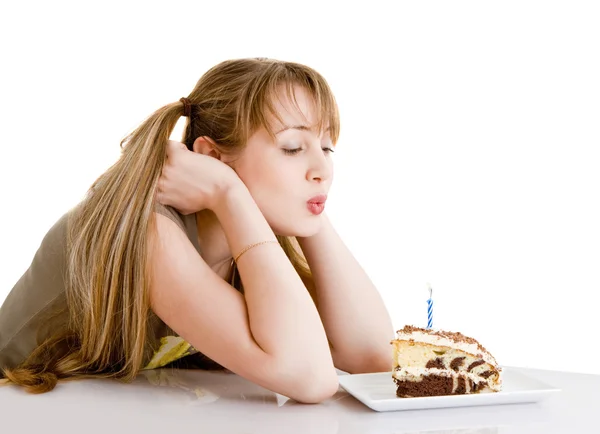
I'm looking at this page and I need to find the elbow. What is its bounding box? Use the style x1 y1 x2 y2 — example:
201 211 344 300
291 371 339 404
274 360 339 404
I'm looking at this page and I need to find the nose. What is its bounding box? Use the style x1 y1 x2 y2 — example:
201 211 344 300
306 146 333 183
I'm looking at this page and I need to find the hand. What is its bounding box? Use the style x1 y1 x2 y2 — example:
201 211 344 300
156 140 242 215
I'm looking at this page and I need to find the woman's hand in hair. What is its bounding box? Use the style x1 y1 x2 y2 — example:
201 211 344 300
156 140 242 214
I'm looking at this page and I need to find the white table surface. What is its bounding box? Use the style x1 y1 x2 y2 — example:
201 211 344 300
0 366 597 433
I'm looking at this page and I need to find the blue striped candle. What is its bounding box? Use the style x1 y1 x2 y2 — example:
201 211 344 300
426 284 433 329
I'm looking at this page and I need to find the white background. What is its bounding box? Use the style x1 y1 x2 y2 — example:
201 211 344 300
1 1 598 375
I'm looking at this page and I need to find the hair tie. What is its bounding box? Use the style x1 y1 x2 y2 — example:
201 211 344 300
180 97 192 117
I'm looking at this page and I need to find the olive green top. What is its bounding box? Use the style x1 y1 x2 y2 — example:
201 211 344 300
0 203 223 373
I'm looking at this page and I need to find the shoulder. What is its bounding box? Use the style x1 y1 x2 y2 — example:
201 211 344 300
152 203 201 255
153 203 185 230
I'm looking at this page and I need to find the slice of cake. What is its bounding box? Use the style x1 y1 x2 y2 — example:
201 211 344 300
391 325 502 398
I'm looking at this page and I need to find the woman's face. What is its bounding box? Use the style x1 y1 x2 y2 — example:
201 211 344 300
228 85 335 237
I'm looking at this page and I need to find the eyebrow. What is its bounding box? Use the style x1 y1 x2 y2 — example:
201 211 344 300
275 125 331 135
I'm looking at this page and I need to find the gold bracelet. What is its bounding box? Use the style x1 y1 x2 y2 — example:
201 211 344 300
234 240 279 263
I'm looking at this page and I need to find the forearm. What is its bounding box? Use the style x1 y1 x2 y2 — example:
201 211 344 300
212 184 335 373
298 214 394 372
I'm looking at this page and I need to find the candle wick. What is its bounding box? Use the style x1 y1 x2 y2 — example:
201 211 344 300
427 283 433 298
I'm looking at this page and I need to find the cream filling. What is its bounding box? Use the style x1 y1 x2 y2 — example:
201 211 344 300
394 330 499 367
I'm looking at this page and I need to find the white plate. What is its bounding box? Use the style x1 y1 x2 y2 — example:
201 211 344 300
338 367 561 412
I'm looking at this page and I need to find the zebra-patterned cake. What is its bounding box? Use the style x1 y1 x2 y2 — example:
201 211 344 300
390 325 502 397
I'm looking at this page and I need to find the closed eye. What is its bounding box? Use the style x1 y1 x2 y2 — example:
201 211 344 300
282 147 335 155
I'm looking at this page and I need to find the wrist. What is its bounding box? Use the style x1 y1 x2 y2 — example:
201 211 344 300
210 180 251 216
209 180 279 256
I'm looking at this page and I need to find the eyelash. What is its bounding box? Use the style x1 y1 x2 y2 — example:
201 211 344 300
283 147 335 155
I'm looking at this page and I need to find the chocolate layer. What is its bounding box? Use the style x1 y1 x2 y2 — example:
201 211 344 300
394 374 454 398
394 371 493 397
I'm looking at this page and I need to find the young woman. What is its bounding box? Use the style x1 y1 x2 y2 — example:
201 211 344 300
0 58 394 403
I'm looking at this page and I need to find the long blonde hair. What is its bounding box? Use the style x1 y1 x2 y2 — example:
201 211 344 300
0 58 340 393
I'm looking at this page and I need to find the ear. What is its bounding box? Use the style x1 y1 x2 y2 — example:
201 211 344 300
192 136 221 159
